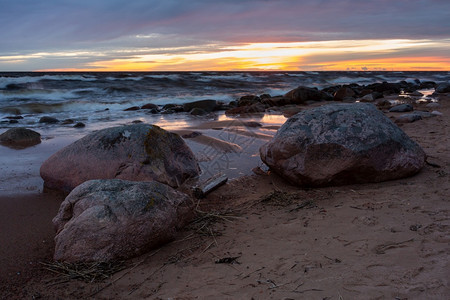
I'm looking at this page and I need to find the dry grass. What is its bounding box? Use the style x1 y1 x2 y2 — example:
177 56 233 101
40 260 126 283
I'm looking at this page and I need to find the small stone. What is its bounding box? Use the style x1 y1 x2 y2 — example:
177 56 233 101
62 119 75 125
425 102 440 109
73 122 85 128
389 104 414 113
410 91 423 97
359 94 374 102
395 113 422 123
431 111 443 116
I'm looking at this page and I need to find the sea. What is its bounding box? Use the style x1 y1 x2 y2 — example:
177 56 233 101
0 71 449 195
1 71 449 128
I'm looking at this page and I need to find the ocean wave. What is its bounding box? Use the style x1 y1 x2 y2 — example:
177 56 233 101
105 75 144 81
143 74 181 80
0 74 97 89
0 88 84 102
327 76 373 85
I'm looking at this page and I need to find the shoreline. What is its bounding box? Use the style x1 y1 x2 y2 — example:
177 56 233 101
0 93 449 299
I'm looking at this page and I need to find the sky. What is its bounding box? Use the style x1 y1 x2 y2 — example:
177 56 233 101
0 0 450 71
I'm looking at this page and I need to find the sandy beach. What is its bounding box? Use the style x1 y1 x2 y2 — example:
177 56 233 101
0 94 449 299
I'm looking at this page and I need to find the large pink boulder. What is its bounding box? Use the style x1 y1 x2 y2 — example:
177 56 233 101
40 124 200 192
260 103 426 187
53 179 193 262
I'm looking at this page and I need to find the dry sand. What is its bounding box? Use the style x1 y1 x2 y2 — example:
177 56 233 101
0 96 449 299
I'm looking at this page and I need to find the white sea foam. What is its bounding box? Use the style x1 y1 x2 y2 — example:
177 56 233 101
143 74 181 80
327 76 373 85
0 74 97 89
105 76 144 81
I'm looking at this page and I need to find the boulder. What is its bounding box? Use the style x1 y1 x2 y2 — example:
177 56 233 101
183 100 218 112
0 128 41 148
435 82 450 93
366 82 401 95
53 179 193 262
334 87 355 101
40 124 200 192
284 86 331 104
238 95 260 106
260 103 426 187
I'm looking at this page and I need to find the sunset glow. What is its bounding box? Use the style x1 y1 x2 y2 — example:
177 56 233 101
28 39 450 72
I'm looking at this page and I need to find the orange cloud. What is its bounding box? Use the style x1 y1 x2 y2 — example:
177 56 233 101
38 39 450 72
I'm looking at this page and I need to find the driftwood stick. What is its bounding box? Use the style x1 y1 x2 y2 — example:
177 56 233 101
193 173 228 198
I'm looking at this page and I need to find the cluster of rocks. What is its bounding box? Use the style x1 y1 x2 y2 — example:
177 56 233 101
120 80 448 118
4 80 446 264
388 103 442 123
223 80 448 116
3 81 448 129
123 99 227 116
1 115 86 128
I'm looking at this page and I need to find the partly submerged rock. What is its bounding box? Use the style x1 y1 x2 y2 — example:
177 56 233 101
39 116 59 124
260 103 426 187
0 128 41 149
53 179 193 262
40 124 200 192
183 99 218 112
284 86 331 104
225 103 266 115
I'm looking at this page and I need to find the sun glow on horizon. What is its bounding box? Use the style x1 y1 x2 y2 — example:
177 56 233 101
27 38 450 72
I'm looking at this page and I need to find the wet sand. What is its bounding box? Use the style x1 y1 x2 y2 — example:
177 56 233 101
0 96 449 299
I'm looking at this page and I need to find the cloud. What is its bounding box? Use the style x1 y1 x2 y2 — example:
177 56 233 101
1 0 449 52
0 0 449 70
